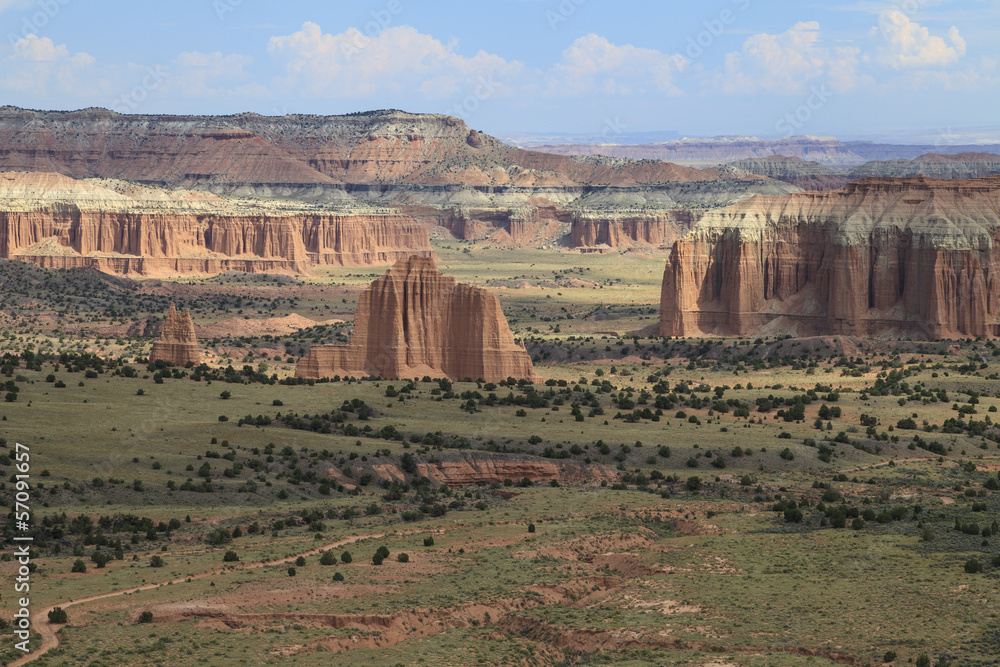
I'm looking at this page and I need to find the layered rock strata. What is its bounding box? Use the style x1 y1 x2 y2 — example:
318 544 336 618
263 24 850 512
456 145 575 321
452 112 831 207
0 107 798 219
296 256 537 382
0 172 430 276
728 156 849 191
149 303 200 366
571 210 695 249
660 176 1000 339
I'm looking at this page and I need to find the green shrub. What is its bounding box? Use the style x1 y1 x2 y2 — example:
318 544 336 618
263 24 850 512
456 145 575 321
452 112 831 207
138 611 153 624
965 558 983 573
423 536 434 547
149 555 165 568
320 551 337 565
48 607 67 624
341 551 352 564
71 559 86 573
223 550 239 562
397 553 409 563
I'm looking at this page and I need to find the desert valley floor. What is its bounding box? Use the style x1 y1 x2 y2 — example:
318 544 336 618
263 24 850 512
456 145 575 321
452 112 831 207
0 239 998 667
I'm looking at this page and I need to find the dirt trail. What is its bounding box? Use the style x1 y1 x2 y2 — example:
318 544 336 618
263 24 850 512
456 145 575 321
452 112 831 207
8 531 393 666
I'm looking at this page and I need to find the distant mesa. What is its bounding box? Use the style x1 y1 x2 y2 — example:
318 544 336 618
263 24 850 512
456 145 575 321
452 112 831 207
660 176 1000 339
150 303 201 366
730 152 1000 191
296 255 537 383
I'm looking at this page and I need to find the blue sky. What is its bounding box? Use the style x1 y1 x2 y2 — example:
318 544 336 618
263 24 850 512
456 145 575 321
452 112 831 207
1 0 998 141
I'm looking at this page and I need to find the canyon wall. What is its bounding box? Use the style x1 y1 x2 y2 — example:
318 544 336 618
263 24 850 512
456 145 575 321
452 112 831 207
570 210 696 249
296 255 537 382
0 172 431 276
660 176 1000 339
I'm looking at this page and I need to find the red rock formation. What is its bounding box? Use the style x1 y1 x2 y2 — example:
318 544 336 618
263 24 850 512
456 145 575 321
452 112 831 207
571 210 695 249
0 172 431 276
296 255 536 382
660 176 1000 339
149 303 200 366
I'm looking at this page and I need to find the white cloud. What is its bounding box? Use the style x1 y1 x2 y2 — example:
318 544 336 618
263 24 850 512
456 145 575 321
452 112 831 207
873 10 966 69
884 55 1000 92
714 21 863 94
546 34 687 96
2 34 95 96
267 22 523 99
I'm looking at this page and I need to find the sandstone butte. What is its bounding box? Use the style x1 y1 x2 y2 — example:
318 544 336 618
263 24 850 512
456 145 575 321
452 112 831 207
149 303 201 366
660 176 1000 339
0 171 430 277
296 255 537 383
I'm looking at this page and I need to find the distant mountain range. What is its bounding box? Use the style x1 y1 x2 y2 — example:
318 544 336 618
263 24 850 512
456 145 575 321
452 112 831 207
529 136 1000 169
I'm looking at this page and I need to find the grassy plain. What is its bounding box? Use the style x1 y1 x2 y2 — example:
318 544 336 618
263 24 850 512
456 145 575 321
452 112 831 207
0 242 999 666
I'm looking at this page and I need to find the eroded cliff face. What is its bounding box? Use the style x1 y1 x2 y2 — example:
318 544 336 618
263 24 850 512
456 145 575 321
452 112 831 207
571 210 696 249
296 255 537 382
0 172 431 276
149 303 200 366
660 176 1000 339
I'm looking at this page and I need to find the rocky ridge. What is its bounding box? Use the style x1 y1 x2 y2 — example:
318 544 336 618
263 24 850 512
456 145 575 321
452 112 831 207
533 136 1000 168
296 255 536 382
731 153 1000 191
